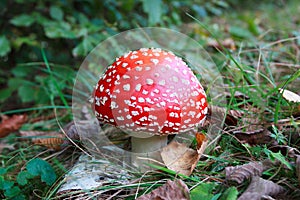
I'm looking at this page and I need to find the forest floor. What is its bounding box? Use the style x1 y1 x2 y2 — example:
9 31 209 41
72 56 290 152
0 1 300 199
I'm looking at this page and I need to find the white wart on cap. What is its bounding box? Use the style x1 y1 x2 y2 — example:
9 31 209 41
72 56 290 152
93 48 208 135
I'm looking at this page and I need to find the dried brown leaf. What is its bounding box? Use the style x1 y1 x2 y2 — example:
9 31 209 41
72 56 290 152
137 179 190 200
0 114 27 138
225 160 274 184
208 105 244 126
161 140 207 176
29 113 56 123
238 176 285 200
62 121 80 145
195 132 206 150
207 38 236 51
226 162 264 184
238 106 264 133
20 130 65 150
233 129 274 145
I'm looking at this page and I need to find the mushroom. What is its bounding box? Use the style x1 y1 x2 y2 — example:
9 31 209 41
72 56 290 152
92 48 208 170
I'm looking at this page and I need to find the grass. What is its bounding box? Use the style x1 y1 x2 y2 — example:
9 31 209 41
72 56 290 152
1 1 300 199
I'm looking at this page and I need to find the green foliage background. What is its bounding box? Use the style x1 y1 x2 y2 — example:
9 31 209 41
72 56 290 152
0 0 290 110
0 0 234 110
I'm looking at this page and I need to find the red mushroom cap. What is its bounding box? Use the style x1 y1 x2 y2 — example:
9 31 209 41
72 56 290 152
93 48 208 135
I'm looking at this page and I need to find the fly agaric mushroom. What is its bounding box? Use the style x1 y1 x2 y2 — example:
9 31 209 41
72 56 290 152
93 48 208 169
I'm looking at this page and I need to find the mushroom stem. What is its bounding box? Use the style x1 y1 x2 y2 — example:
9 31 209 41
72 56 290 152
131 135 167 171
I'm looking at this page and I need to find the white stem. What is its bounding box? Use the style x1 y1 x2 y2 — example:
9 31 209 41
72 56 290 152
131 135 167 171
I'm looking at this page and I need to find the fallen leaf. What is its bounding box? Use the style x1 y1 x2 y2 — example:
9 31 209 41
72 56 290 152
237 106 264 133
0 114 27 138
19 121 85 150
233 129 274 145
279 88 300 103
20 130 65 150
161 142 198 176
195 132 206 150
57 154 131 199
238 176 285 200
208 105 244 127
161 139 208 176
137 179 190 200
226 162 263 184
207 38 236 51
225 160 274 184
29 113 56 123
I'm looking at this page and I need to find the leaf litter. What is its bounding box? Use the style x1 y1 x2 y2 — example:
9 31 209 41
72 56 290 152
3 33 300 200
20 130 66 150
225 159 275 184
160 133 208 176
238 176 285 200
0 114 27 138
137 179 190 200
53 96 299 198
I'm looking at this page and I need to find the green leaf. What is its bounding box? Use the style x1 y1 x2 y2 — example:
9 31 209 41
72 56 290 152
18 85 36 103
0 168 7 175
219 187 238 200
0 177 14 190
142 0 162 25
11 194 26 200
77 13 89 25
44 21 77 39
4 186 21 198
0 88 13 102
12 36 39 50
8 78 27 91
17 171 34 186
72 36 97 57
10 14 35 27
121 0 135 11
264 149 292 169
32 12 49 25
26 158 56 186
246 18 260 36
12 66 35 77
0 35 11 56
229 26 253 39
190 183 215 200
50 6 64 21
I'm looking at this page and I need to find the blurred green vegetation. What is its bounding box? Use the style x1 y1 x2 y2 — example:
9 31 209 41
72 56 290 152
0 0 233 111
0 0 296 111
